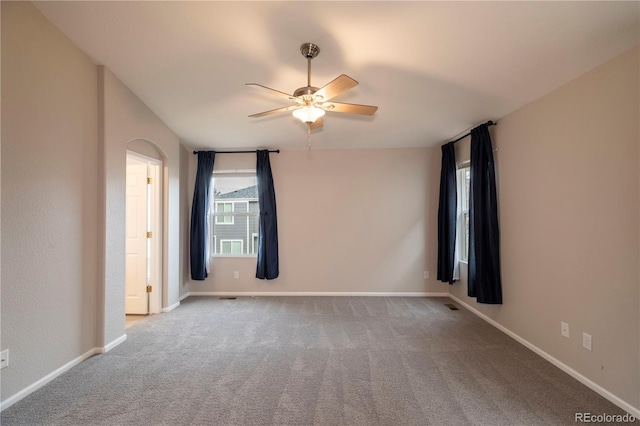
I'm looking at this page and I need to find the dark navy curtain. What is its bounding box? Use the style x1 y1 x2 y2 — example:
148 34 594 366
256 150 279 279
468 124 502 304
190 151 215 280
437 142 457 284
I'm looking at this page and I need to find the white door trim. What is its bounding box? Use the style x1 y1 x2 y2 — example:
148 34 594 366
126 151 163 315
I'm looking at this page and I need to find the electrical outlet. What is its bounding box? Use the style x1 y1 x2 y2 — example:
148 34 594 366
234 271 239 279
0 349 9 369
583 332 592 351
424 271 430 279
561 322 569 338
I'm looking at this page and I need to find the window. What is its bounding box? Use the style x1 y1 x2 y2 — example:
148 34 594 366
457 166 471 262
210 171 259 257
215 202 234 224
220 239 243 254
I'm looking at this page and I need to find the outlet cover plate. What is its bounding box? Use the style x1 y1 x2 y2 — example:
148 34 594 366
561 322 569 338
583 332 592 351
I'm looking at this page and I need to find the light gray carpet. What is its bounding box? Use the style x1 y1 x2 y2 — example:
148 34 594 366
1 296 632 425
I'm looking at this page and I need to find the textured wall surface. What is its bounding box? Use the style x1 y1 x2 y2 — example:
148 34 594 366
179 145 191 299
187 148 448 295
99 67 181 345
450 47 640 409
1 1 98 400
1 2 184 404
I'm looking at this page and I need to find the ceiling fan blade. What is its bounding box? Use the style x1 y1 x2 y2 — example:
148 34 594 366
249 105 300 118
314 74 358 101
323 102 378 115
246 83 296 101
309 117 324 130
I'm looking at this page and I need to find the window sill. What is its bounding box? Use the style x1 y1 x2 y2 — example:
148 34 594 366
459 260 469 265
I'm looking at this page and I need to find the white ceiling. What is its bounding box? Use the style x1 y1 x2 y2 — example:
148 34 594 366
34 1 639 150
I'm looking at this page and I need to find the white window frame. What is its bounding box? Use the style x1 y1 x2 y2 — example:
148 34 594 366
457 165 471 263
251 232 258 254
220 239 244 255
214 201 235 225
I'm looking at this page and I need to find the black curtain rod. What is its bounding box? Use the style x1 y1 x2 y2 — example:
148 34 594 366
193 149 280 155
449 120 496 144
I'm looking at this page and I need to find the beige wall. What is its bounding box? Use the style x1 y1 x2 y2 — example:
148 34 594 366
179 144 191 299
449 47 640 409
187 148 449 295
99 66 182 345
1 2 184 405
1 1 98 400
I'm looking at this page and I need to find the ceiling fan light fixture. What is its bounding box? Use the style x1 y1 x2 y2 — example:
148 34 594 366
247 42 378 133
293 106 325 124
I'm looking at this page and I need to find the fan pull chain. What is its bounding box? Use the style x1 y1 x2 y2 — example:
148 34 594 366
307 124 312 150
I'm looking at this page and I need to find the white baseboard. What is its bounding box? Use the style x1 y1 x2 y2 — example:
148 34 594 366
1 333 130 412
162 301 180 312
447 294 640 418
0 347 97 412
96 334 127 354
186 291 449 298
179 292 190 301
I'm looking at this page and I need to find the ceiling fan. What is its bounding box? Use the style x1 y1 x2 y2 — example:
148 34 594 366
246 43 378 131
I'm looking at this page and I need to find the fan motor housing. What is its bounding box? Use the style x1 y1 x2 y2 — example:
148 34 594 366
300 43 320 59
293 86 319 98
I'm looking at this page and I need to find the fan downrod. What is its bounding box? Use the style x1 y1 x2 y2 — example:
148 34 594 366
300 43 320 59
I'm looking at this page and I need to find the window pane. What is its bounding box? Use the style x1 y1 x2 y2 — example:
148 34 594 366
220 240 243 254
456 166 471 262
463 168 470 211
215 202 234 224
211 174 259 256
464 212 469 261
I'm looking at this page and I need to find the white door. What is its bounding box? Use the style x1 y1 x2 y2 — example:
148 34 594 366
125 157 149 314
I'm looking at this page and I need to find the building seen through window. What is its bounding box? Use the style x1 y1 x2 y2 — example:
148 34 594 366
210 173 259 256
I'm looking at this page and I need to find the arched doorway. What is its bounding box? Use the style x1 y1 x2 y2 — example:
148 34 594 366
125 141 164 318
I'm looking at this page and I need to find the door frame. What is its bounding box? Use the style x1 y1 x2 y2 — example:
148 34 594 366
126 150 163 315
